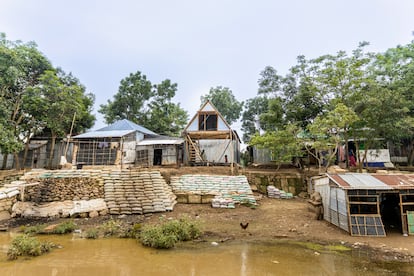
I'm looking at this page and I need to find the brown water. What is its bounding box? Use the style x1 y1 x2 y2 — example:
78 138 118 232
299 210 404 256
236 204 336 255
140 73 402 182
0 232 412 276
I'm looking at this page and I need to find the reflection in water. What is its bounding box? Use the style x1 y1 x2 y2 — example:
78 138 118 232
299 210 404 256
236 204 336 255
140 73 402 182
0 232 411 276
240 243 248 276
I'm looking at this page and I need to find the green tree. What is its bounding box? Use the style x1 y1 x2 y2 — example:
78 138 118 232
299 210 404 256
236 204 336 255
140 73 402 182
304 103 359 172
0 33 53 169
99 71 188 136
99 71 152 124
200 86 244 125
27 70 95 167
241 96 269 143
250 124 303 170
372 41 414 164
147 79 188 136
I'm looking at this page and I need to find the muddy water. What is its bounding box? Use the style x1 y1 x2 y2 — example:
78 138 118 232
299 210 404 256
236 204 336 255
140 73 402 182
0 233 411 276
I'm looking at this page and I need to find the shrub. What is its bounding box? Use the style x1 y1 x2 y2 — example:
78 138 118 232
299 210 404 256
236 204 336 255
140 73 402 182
52 221 76 234
119 223 142 239
100 219 121 237
139 217 202 249
85 228 99 239
140 226 178 249
20 224 46 235
7 234 54 260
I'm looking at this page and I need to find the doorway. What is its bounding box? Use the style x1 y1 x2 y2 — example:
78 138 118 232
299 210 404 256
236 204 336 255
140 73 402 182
380 193 402 233
153 149 162 166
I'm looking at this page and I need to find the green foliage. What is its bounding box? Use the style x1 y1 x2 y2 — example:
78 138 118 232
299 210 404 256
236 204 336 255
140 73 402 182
20 224 46 235
119 223 142 239
7 234 54 260
52 220 76 234
200 86 244 125
250 124 304 169
0 33 95 169
139 217 202 249
85 228 99 239
99 71 188 136
304 103 359 170
241 96 269 143
100 219 121 237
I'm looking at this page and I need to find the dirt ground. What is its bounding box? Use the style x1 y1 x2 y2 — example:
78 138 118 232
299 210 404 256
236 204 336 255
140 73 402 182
4 166 414 263
150 196 414 262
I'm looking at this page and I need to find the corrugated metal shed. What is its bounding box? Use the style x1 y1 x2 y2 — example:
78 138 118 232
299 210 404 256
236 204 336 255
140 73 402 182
328 173 392 190
328 173 414 190
97 119 157 136
373 174 414 189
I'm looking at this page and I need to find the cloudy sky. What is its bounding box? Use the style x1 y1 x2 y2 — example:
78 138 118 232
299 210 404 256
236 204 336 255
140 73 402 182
1 0 413 132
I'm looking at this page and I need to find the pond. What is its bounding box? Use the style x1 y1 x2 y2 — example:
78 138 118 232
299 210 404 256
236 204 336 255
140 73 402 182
0 232 412 275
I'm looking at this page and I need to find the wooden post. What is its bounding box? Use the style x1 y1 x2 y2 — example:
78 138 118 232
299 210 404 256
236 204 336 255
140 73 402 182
230 130 234 175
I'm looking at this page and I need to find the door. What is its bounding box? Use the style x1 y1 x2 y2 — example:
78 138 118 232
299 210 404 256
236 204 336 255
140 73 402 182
153 149 162 165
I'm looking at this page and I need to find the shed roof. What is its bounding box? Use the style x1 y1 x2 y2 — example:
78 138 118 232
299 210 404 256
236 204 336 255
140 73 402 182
327 173 414 190
73 130 135 139
136 137 184 146
97 119 157 136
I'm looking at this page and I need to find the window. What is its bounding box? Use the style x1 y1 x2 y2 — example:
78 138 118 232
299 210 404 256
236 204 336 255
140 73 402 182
198 113 217 131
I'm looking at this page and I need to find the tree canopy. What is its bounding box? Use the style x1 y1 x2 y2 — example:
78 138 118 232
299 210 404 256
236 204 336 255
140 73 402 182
245 40 414 168
99 71 188 136
0 33 95 168
200 86 244 125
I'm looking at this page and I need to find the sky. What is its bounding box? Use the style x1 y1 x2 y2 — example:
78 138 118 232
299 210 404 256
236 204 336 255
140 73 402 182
1 0 414 134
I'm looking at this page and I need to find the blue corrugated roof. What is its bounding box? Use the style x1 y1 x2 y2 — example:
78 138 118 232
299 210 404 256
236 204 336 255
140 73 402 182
73 130 135 139
97 119 157 135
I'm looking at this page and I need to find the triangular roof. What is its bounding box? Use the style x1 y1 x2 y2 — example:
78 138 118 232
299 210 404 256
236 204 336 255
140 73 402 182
184 100 232 132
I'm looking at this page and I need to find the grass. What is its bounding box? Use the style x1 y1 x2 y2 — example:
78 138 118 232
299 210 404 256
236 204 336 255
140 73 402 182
7 234 54 260
85 228 99 239
99 219 121 237
139 216 202 249
52 221 76 234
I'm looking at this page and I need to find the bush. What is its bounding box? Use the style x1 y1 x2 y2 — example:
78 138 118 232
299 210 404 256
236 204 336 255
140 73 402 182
119 223 142 239
20 224 46 235
52 221 76 234
139 217 202 249
85 228 99 239
7 234 54 260
100 219 121 237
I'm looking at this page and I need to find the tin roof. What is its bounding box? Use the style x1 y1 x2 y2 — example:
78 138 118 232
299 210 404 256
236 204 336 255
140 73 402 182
73 130 135 139
136 137 184 146
97 119 157 136
327 173 414 190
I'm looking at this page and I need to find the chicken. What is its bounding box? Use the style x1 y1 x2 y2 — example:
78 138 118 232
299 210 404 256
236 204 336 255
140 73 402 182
240 222 249 230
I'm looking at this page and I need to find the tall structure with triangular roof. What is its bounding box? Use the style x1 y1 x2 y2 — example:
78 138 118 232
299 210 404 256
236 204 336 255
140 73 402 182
182 100 240 166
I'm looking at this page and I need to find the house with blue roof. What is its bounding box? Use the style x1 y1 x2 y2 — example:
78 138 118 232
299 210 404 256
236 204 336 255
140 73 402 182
72 119 183 167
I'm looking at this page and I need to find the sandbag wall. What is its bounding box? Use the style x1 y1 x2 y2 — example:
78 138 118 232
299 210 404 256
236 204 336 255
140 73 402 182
104 170 177 215
170 175 256 208
21 170 104 203
11 169 177 217
0 187 19 221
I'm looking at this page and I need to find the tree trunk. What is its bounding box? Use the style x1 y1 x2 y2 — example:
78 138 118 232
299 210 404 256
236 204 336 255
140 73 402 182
22 136 31 168
408 140 414 166
13 152 20 170
1 153 8 170
48 133 57 169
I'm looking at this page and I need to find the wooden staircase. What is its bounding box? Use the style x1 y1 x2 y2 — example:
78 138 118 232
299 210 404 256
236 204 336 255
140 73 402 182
186 135 204 164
